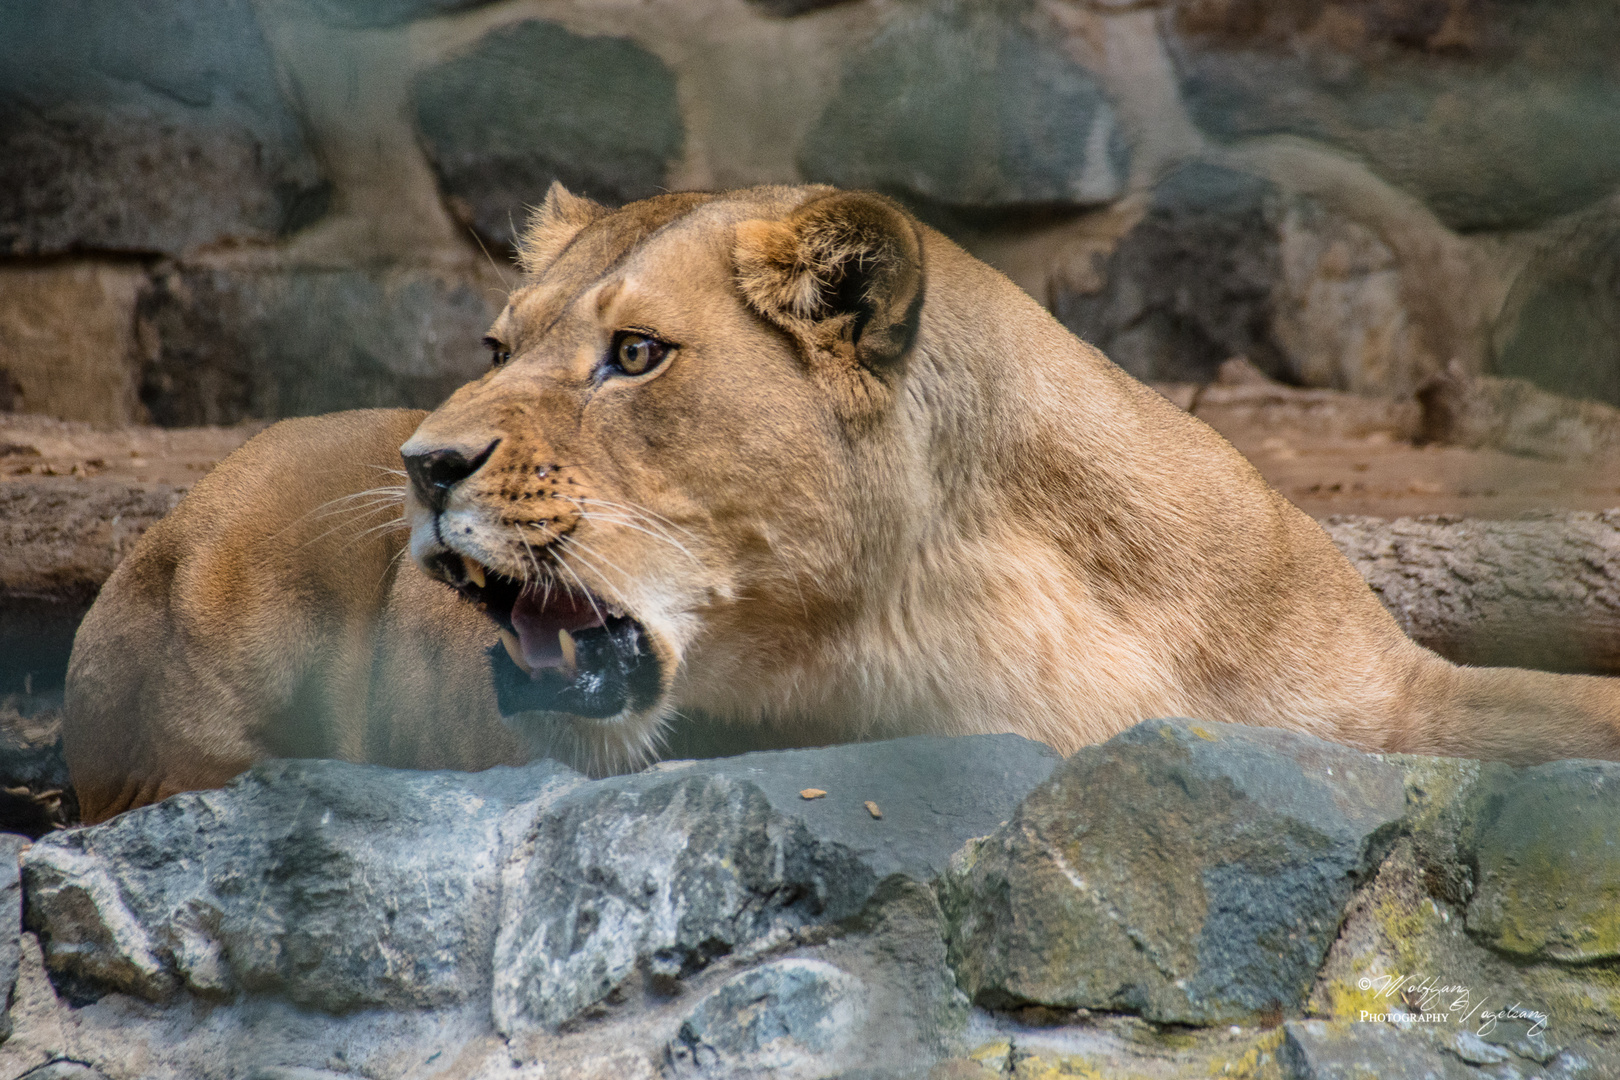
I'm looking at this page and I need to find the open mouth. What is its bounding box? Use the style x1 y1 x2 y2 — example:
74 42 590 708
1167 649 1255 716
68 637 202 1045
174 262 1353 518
446 552 662 720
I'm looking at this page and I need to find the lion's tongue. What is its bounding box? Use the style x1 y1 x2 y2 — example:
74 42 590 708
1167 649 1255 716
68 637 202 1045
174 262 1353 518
510 590 606 671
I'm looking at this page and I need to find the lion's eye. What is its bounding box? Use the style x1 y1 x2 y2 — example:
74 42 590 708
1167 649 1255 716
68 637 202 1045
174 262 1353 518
610 331 671 377
483 336 512 368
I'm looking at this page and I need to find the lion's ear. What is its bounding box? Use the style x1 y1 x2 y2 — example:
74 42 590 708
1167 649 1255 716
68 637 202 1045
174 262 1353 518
517 182 608 275
734 191 924 372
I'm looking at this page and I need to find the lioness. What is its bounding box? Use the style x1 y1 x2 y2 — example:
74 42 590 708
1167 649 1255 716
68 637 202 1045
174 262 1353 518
64 184 1620 823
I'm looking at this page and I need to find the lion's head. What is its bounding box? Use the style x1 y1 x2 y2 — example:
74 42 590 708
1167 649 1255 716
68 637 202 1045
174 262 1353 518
401 183 941 768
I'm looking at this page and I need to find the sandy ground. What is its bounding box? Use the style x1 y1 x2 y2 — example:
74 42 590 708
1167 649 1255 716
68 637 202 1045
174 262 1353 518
0 412 267 488
1213 416 1620 520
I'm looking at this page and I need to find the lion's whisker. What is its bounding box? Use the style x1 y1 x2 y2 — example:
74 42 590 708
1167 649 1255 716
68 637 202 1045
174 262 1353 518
571 496 698 540
556 536 634 602
569 511 702 567
550 553 609 628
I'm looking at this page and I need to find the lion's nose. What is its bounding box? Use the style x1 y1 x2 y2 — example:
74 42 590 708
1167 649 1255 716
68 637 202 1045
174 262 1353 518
402 439 499 513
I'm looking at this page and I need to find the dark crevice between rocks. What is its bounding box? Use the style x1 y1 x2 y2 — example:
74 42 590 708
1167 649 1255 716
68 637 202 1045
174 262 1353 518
0 692 77 837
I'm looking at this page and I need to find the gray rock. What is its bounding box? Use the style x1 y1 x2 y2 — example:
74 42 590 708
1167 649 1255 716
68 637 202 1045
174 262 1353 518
652 734 1062 886
1465 759 1620 962
1281 1020 1475 1080
494 734 1056 1032
1054 163 1283 384
668 959 865 1077
746 0 859 15
941 719 1406 1024
0 0 328 255
0 833 24 1043
412 20 684 247
665 877 968 1079
23 732 1050 1037
1493 215 1620 408
136 264 499 426
307 0 498 28
493 770 870 1033
812 876 970 1074
800 2 1126 209
23 758 583 1010
1165 3 1620 231
14 1062 113 1080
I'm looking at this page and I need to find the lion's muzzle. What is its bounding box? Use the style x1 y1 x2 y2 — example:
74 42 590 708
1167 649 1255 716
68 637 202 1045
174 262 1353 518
401 435 664 725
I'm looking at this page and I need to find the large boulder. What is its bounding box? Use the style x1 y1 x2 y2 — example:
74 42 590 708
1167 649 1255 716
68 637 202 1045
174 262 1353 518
23 759 579 1009
135 265 498 426
307 0 498 28
22 734 1056 1034
1055 161 1437 393
1492 213 1620 408
1054 163 1284 384
1165 0 1620 232
1465 759 1620 962
800 1 1127 210
0 0 328 256
412 20 685 248
492 735 1058 1032
941 720 1407 1024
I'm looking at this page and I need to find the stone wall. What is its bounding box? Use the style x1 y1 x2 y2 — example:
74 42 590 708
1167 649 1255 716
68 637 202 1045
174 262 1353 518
4 0 1620 426
5 722 1620 1078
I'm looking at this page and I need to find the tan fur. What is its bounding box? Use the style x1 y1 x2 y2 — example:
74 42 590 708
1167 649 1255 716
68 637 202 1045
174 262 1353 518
65 185 1620 822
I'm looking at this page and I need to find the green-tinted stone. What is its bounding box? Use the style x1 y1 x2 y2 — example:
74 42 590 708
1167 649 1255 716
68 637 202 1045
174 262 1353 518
412 20 684 247
1167 2 1620 231
1467 760 1620 962
800 1 1126 209
0 0 327 255
940 720 1406 1025
137 266 499 425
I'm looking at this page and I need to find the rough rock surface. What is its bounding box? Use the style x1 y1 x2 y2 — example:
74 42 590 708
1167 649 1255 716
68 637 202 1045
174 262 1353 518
135 265 497 426
21 735 1054 1025
1166 1 1620 231
0 833 25 1043
23 758 578 1010
941 720 1406 1024
1492 214 1620 408
494 735 1058 1031
412 20 685 249
5 724 1620 1077
493 770 872 1032
1054 163 1282 384
668 958 864 1078
1282 1019 1477 1080
1057 163 1437 394
1465 759 1620 962
0 0 327 255
801 2 1126 209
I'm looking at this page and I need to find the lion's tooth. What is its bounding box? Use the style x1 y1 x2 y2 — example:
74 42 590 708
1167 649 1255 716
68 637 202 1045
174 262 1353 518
464 558 487 589
558 628 578 673
499 629 531 674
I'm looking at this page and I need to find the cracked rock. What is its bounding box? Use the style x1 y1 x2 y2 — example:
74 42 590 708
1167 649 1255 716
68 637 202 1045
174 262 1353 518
940 720 1407 1025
